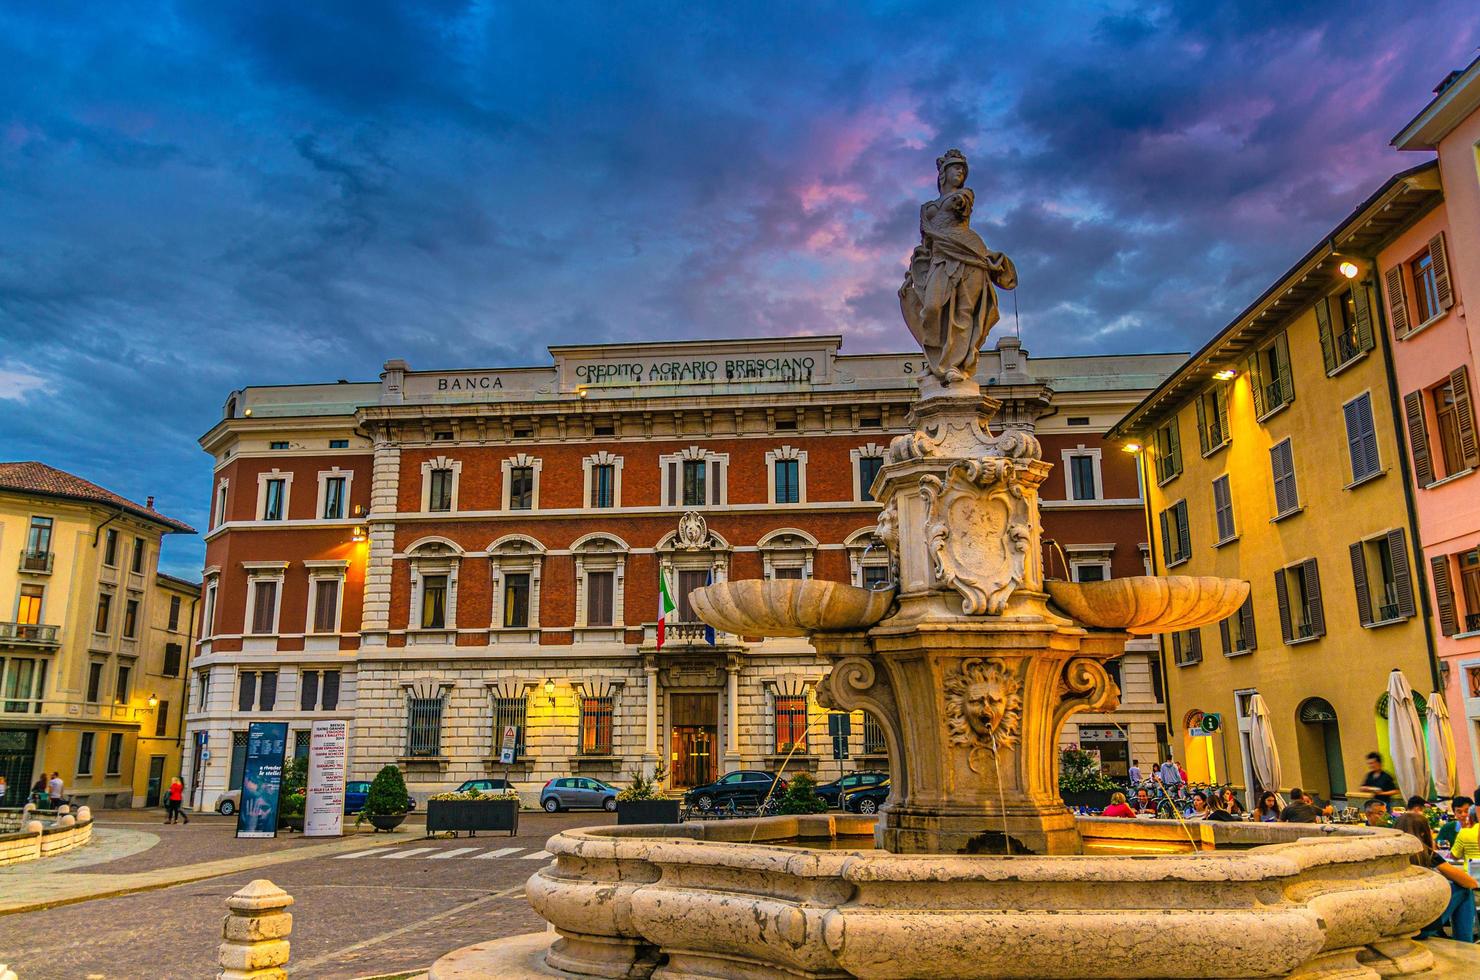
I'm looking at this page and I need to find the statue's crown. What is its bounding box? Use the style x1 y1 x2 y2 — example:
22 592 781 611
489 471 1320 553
936 148 968 172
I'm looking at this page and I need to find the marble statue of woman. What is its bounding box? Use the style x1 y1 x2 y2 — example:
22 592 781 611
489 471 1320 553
899 149 1017 386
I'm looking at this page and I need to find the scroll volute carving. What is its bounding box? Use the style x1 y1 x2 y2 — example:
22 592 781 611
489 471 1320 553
1051 658 1121 738
816 655 907 801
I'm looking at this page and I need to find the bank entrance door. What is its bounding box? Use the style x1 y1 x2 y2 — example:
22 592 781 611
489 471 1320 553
670 693 719 788
0 729 37 806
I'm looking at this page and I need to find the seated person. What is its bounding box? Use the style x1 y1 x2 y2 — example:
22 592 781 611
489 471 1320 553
1279 788 1323 824
1364 799 1390 828
1396 812 1477 944
1450 803 1480 861
1101 792 1136 818
1437 796 1472 848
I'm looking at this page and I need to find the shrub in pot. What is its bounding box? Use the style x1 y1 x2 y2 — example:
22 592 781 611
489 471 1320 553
776 772 828 815
359 765 410 831
1058 748 1120 810
616 763 680 825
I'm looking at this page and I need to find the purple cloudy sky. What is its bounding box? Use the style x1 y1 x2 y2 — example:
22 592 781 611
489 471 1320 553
2 1 1478 575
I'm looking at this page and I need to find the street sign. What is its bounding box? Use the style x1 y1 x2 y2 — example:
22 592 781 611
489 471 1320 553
832 734 850 761
828 713 851 737
499 746 516 765
499 724 518 766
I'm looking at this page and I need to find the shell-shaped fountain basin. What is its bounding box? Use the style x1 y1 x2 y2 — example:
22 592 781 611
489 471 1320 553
1045 575 1249 634
689 579 894 638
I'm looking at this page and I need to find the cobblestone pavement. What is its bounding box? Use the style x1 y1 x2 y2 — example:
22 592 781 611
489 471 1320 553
1 810 609 978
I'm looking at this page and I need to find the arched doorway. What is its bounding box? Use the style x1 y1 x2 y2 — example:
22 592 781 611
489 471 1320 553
1180 709 1217 783
1296 698 1347 802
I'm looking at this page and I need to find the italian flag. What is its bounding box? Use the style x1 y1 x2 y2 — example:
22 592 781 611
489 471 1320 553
657 570 677 650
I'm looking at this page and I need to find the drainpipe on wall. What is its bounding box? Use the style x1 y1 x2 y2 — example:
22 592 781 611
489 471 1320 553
91 508 127 549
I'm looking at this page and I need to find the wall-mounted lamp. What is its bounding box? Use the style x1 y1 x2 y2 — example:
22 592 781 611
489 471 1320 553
147 693 159 709
352 503 365 517
1212 368 1238 381
1121 442 1142 454
243 408 253 417
544 677 557 707
1339 260 1360 280
351 525 367 542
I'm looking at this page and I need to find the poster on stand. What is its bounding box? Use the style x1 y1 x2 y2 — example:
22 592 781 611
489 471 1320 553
235 722 289 839
305 719 348 837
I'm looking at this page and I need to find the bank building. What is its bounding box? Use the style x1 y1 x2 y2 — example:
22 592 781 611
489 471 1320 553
182 335 1182 808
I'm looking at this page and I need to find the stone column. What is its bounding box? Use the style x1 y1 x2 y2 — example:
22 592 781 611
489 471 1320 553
218 879 293 980
643 663 659 779
359 429 401 648
724 659 742 768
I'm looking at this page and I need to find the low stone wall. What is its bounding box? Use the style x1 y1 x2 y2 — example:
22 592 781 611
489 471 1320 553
0 818 93 866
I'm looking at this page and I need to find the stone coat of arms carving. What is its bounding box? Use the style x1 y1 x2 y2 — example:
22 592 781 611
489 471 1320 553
676 511 709 550
921 458 1032 615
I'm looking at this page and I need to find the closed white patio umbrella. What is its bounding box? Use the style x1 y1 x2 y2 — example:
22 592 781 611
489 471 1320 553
1427 690 1457 800
1385 669 1429 801
1248 694 1283 802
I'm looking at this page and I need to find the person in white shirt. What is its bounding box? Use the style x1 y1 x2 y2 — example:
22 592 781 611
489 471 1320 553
47 772 63 804
1127 760 1143 784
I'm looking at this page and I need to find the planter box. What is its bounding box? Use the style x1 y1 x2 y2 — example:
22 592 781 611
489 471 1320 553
279 814 304 832
426 798 519 837
616 799 681 826
366 812 407 832
1061 790 1115 811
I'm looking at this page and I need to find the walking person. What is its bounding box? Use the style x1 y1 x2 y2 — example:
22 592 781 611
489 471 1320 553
165 777 189 824
1127 760 1142 785
1361 752 1400 805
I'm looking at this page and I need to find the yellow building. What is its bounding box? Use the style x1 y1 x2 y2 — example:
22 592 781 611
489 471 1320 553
1111 166 1442 803
0 462 195 808
129 572 200 807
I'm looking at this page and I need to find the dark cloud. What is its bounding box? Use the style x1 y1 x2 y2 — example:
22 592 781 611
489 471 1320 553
1 0 1477 576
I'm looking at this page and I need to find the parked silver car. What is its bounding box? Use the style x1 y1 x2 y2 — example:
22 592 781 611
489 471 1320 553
540 777 617 812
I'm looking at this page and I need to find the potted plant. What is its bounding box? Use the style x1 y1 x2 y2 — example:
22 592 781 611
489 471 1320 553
359 765 410 832
426 786 520 837
1058 748 1121 810
277 757 307 832
775 772 828 815
616 763 680 825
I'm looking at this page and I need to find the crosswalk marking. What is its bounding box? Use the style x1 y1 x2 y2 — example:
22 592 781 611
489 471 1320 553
333 849 382 860
520 849 553 860
475 847 523 859
429 847 481 860
381 846 438 859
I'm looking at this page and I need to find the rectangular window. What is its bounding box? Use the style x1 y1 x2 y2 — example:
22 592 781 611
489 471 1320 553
197 671 210 711
1069 455 1097 500
1212 475 1235 542
1350 529 1415 626
86 661 104 702
580 696 614 755
1275 560 1325 642
421 574 448 629
1461 549 1480 634
586 571 614 626
123 598 139 639
18 585 43 625
1072 563 1106 583
312 579 340 633
250 580 278 634
300 670 320 711
203 582 217 636
1412 250 1441 324
154 700 169 737
2 656 45 712
131 537 145 574
1270 439 1299 517
263 479 285 520
592 464 615 508
682 460 707 506
269 441 289 450
1432 372 1480 478
329 438 349 449
773 567 804 581
167 595 181 631
322 669 340 710
162 643 182 678
104 529 119 566
508 466 534 510
493 696 528 758
94 593 112 633
1195 385 1230 455
25 516 54 567
76 732 95 776
863 713 886 755
1247 332 1294 418
1170 629 1202 667
676 568 708 622
774 459 799 503
1154 420 1182 483
323 477 346 519
428 469 453 512
1159 500 1191 566
1343 393 1381 483
503 573 530 628
215 484 229 528
407 695 446 757
115 660 132 703
862 565 891 590
593 422 616 437
105 732 123 775
775 695 809 752
433 431 453 441
858 455 883 501
1219 596 1258 656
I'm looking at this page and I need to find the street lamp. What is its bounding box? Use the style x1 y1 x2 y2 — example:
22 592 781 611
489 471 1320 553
1121 442 1142 454
544 678 557 707
1339 260 1360 279
147 693 159 709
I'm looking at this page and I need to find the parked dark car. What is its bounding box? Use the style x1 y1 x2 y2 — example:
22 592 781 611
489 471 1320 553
814 770 888 808
841 780 890 814
540 777 618 812
683 770 788 811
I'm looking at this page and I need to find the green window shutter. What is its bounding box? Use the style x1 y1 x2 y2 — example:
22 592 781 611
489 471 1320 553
1174 501 1190 563
1159 509 1171 566
1384 264 1411 338
1216 386 1230 446
1219 617 1232 655
1274 333 1295 408
1403 390 1435 486
1352 282 1375 352
1349 542 1373 626
1167 419 1182 476
1195 394 1210 456
1387 528 1415 619
1430 555 1459 636
1303 558 1325 639
1450 366 1480 468
1245 353 1265 418
1315 297 1336 374
1430 232 1454 310
1275 569 1292 643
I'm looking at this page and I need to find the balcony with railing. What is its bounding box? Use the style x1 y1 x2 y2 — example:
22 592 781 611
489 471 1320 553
18 550 54 574
0 622 61 650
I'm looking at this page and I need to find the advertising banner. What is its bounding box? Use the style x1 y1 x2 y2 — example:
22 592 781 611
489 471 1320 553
235 722 288 839
305 719 348 837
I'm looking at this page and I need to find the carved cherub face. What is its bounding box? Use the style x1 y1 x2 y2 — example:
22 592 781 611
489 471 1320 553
944 658 1022 755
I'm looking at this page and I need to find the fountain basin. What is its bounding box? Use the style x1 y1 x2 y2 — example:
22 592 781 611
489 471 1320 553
689 579 895 637
438 814 1450 980
1045 575 1249 634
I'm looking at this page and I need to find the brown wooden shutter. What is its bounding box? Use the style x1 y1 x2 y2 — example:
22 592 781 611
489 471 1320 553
1275 569 1292 643
1431 554 1460 636
1174 502 1190 562
1450 366 1479 468
1387 528 1415 619
1216 386 1230 445
1303 558 1325 638
1245 353 1265 417
666 461 678 506
1219 617 1232 655
1189 629 1202 661
1353 282 1375 351
238 671 257 712
1159 509 1171 565
1240 595 1257 650
1403 390 1435 486
1385 265 1410 338
1274 333 1295 407
1315 297 1336 373
1195 393 1210 455
1349 542 1373 626
1430 232 1454 310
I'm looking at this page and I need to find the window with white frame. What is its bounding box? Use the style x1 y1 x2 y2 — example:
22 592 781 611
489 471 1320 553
214 480 229 529
406 539 460 634
501 454 542 511
256 470 293 521
1061 447 1102 501
1065 544 1113 583
850 443 887 501
420 456 461 513
305 560 348 634
583 452 623 508
317 469 353 519
245 566 286 636
660 447 728 507
488 535 544 634
572 533 627 630
759 528 816 581
846 529 891 589
764 446 807 504
298 669 341 711
202 572 219 638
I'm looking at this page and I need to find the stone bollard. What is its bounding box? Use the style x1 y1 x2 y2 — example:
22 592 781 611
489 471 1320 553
218 879 294 979
56 804 69 816
59 814 76 828
76 806 91 823
22 820 43 835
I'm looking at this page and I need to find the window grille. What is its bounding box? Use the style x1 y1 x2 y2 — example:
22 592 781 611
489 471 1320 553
863 713 886 755
774 695 809 752
406 695 447 757
580 696 613 755
493 696 528 758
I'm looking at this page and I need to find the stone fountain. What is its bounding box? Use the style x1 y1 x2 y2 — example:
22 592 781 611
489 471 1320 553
431 150 1454 980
